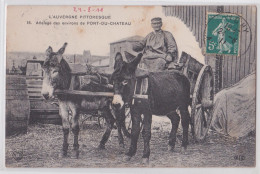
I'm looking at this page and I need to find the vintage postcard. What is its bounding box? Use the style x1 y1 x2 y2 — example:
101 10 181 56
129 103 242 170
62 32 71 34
4 5 257 169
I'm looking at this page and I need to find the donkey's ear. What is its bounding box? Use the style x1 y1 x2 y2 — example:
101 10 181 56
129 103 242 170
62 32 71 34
58 42 68 55
46 46 53 56
128 53 142 71
57 55 63 63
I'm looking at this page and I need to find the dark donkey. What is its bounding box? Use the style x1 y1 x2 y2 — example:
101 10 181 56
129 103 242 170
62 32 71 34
111 53 191 164
41 43 129 159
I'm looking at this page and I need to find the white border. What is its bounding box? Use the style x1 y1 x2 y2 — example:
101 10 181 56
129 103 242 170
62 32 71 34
0 0 259 174
0 0 6 170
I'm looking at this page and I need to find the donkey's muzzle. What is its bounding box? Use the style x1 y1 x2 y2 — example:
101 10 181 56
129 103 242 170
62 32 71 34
112 103 121 110
112 94 124 110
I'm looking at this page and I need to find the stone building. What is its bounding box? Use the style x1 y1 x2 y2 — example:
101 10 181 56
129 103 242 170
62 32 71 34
109 35 143 68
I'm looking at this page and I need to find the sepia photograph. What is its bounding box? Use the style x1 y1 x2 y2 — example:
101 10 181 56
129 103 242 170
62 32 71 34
4 4 257 168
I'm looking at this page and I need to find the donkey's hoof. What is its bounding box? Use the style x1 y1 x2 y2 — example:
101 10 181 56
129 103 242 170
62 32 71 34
119 143 125 149
119 145 125 154
119 144 125 149
98 144 106 150
123 155 131 162
141 158 149 165
58 152 67 158
71 150 79 159
180 147 188 154
167 145 175 152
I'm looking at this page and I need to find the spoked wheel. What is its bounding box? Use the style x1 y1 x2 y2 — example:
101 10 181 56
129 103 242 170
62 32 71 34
79 111 107 129
79 113 93 127
191 65 214 142
98 113 106 128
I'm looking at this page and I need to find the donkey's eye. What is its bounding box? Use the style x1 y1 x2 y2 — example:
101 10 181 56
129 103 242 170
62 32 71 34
122 80 128 86
52 70 59 76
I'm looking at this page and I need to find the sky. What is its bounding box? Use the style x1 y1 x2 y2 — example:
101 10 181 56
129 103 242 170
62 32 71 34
7 5 205 63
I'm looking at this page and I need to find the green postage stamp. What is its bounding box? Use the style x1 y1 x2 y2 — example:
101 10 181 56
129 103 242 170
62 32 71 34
206 13 241 55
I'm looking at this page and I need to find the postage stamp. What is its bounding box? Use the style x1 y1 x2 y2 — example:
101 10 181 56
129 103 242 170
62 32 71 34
206 13 241 55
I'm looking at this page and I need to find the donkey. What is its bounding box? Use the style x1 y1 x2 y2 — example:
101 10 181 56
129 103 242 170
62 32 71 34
41 43 129 159
111 53 191 164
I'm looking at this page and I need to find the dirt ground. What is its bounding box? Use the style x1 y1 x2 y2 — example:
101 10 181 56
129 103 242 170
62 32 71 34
5 116 255 168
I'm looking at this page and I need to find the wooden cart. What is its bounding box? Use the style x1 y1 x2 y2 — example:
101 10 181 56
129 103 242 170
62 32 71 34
54 65 114 128
179 52 214 142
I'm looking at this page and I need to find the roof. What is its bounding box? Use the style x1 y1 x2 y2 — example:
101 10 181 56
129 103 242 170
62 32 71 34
110 35 144 44
26 60 44 64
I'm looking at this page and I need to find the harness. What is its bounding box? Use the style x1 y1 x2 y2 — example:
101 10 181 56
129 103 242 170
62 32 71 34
132 72 149 105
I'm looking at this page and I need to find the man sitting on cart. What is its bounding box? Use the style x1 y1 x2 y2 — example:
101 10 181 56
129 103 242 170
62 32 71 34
132 17 179 71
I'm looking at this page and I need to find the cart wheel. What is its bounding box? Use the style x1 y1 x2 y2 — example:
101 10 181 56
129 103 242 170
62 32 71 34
97 116 104 128
191 65 214 142
80 114 92 125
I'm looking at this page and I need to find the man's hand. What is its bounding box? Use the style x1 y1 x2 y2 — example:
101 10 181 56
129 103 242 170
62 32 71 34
165 53 173 63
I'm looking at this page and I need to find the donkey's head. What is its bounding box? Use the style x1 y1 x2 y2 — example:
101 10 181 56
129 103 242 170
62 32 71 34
41 43 71 100
111 53 142 110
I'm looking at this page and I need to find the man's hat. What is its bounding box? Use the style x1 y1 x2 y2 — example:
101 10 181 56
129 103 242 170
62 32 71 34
151 17 162 23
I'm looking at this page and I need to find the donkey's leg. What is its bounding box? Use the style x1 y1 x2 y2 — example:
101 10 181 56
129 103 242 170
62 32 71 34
59 102 70 158
121 118 131 138
121 107 131 138
98 108 115 149
70 106 80 159
180 107 190 151
141 110 152 164
115 109 126 149
167 111 180 152
125 107 141 160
